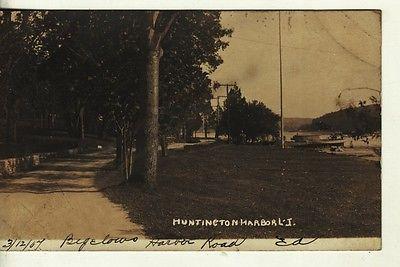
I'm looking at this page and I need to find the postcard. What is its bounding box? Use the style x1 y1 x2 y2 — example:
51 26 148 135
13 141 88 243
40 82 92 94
0 9 381 251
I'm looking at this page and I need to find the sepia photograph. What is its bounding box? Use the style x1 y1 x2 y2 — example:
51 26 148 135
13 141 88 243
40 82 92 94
0 9 381 251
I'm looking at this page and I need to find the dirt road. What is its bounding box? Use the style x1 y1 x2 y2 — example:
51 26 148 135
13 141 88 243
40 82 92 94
0 147 145 239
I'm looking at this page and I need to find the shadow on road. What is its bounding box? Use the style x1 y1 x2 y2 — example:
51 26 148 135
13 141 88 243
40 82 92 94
0 146 123 194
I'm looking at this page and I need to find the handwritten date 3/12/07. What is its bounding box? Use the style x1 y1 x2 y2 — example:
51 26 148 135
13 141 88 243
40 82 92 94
2 238 45 251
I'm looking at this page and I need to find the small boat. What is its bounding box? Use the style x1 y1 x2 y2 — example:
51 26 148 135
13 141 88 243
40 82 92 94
287 133 345 148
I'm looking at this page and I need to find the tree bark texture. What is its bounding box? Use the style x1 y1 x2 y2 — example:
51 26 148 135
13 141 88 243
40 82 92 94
130 11 177 188
132 48 160 188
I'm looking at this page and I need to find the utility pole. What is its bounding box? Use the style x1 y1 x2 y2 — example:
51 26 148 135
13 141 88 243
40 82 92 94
214 95 227 139
216 97 220 139
226 84 230 142
278 11 285 149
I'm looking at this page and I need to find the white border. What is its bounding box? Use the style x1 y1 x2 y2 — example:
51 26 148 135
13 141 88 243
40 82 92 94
0 0 385 10
1 0 399 266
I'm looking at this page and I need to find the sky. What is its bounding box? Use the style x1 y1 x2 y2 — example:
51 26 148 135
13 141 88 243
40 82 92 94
210 11 381 118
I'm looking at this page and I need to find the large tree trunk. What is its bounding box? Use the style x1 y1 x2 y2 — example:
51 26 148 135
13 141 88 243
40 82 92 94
132 48 160 188
131 11 177 188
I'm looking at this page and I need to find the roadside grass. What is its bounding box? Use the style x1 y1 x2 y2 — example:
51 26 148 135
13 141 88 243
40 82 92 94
104 144 381 239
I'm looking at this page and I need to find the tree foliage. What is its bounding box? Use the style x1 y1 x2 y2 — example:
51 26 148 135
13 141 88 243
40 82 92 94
0 10 232 183
219 87 279 144
312 95 381 141
159 11 232 141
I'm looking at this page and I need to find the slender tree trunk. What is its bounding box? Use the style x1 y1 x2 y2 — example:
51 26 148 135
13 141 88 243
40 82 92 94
185 125 192 143
40 113 44 128
47 112 52 129
161 134 167 157
123 131 129 180
66 114 75 137
6 98 17 143
79 107 85 141
204 117 208 139
132 48 160 188
6 115 17 143
182 125 186 141
129 142 134 176
116 130 123 166
51 114 56 129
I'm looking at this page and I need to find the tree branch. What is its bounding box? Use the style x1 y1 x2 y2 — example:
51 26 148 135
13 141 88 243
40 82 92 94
155 12 178 49
147 11 160 48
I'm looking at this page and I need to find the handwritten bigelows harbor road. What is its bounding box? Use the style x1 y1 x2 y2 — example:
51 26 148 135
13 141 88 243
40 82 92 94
0 146 145 240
